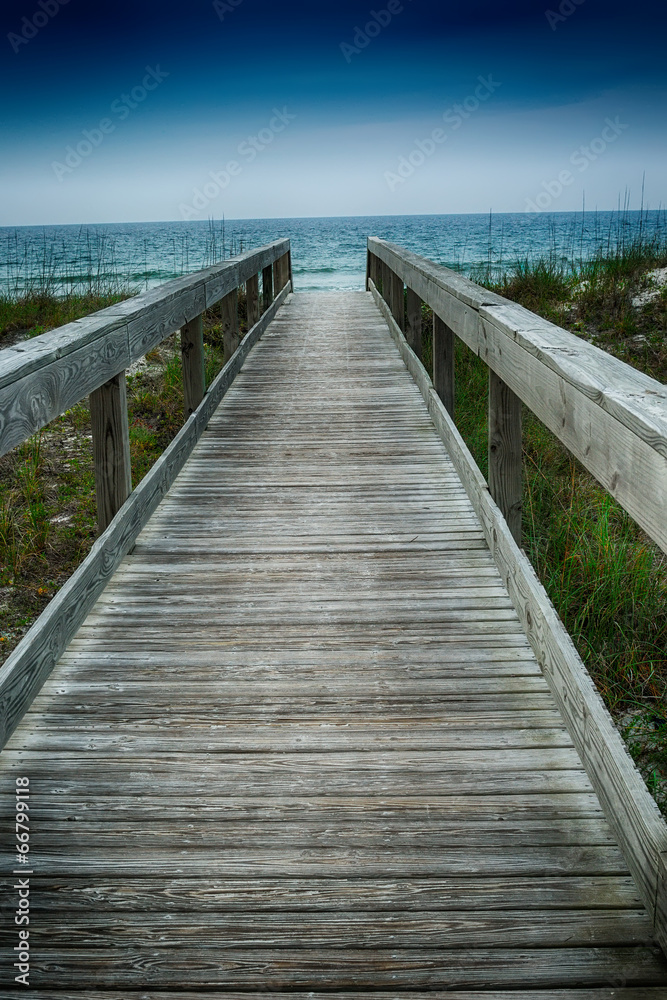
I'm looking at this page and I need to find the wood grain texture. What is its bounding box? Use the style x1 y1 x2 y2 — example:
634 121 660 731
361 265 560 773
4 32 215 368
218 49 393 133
368 237 667 554
370 276 667 955
89 371 132 534
180 313 206 416
488 369 522 544
433 313 455 416
1 288 665 993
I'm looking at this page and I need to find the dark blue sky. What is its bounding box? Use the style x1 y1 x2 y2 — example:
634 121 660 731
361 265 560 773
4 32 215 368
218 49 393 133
1 0 665 223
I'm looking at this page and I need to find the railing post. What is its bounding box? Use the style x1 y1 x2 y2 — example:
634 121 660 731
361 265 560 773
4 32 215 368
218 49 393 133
488 370 522 544
90 372 132 534
380 259 390 300
247 273 260 328
390 270 404 330
262 264 274 312
405 287 422 359
181 314 205 416
221 288 239 360
433 314 455 417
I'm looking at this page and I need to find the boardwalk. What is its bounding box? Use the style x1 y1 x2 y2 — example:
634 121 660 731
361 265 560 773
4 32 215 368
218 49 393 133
2 291 667 994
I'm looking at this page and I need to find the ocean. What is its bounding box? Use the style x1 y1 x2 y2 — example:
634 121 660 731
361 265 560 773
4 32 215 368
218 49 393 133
1 211 664 296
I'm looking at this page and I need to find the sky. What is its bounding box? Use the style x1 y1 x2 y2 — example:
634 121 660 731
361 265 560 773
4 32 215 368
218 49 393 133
1 0 666 225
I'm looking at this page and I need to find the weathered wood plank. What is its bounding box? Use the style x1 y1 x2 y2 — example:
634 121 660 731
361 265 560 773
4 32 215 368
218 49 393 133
89 371 132 534
180 313 206 416
488 369 522 544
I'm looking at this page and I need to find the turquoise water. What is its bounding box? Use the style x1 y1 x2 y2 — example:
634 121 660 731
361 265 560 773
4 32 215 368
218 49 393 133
1 211 664 295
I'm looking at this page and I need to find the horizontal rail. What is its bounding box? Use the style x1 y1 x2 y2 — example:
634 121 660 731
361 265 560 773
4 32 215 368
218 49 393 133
0 239 290 459
367 249 667 955
368 237 667 555
0 280 292 749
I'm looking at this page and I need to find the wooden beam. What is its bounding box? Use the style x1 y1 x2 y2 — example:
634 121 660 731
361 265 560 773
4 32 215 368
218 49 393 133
180 314 205 417
247 273 260 328
405 287 422 359
221 288 239 361
488 370 523 544
433 314 455 418
263 265 274 312
390 270 404 331
89 371 132 534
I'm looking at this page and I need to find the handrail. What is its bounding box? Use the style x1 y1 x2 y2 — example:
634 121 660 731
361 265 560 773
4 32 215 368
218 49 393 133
0 242 292 747
368 237 667 555
367 236 667 954
0 239 291 531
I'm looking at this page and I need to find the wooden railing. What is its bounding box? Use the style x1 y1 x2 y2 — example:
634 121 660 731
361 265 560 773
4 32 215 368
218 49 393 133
0 239 292 744
367 236 667 952
0 240 292 532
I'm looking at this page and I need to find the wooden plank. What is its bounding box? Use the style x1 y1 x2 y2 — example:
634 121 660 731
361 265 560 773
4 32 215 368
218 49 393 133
0 283 291 748
370 276 667 952
3 908 652 948
262 264 274 311
390 268 404 330
5 946 666 989
24 874 642 911
3 992 664 1000
488 369 522 544
406 286 422 359
89 371 132 534
221 288 239 361
433 313 455 417
246 273 260 328
180 313 206 416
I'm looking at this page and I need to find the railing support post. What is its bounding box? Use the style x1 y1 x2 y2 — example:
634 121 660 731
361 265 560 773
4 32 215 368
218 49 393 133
246 273 260 328
380 259 390 300
406 287 422 359
262 264 273 312
488 370 522 544
433 314 455 417
390 270 404 330
221 288 239 361
181 313 205 416
90 372 132 534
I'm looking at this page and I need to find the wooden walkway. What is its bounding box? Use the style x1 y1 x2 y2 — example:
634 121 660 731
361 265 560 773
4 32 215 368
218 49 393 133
2 291 667 995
